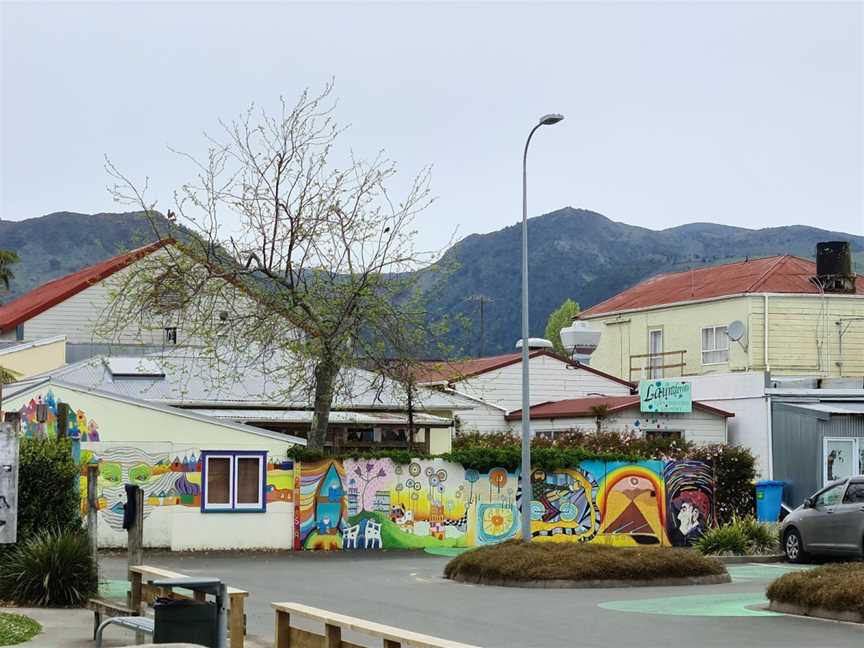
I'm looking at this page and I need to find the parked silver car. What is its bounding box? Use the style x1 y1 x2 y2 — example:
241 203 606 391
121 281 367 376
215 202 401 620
781 476 864 563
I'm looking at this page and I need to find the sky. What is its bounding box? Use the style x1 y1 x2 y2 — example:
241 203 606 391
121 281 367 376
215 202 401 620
2 1 863 253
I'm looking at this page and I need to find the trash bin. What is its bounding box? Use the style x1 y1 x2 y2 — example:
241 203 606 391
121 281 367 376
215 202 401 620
153 597 218 647
755 480 785 522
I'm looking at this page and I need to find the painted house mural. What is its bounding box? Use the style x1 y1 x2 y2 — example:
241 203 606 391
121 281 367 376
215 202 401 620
294 457 715 551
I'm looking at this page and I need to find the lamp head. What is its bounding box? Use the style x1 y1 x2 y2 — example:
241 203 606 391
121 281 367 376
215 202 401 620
539 113 564 126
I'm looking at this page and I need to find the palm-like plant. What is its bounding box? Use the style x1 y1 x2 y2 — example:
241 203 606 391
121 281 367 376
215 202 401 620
0 249 19 301
0 365 22 417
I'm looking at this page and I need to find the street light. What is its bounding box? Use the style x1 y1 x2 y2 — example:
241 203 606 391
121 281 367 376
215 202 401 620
520 112 564 543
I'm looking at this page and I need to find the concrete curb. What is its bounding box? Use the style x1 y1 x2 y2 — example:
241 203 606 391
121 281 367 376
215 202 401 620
768 601 864 623
447 572 732 588
711 554 785 565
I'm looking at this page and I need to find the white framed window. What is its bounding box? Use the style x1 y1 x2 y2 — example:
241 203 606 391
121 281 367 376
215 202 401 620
648 328 663 378
202 451 267 512
701 326 729 365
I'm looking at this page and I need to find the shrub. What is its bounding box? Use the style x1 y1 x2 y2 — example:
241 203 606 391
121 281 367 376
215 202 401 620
694 516 778 556
444 540 727 583
690 444 756 524
767 563 864 614
0 527 97 606
17 438 81 542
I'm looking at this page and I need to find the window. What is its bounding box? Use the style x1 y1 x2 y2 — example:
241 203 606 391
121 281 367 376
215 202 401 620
842 482 864 504
164 327 178 345
15 325 23 341
701 326 729 364
648 329 663 378
645 430 683 441
824 438 859 484
201 451 266 512
814 481 846 508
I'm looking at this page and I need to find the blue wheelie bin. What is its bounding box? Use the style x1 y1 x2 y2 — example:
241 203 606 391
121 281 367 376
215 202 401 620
755 480 785 522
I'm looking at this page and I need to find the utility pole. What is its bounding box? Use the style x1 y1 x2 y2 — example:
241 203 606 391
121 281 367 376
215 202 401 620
466 295 494 356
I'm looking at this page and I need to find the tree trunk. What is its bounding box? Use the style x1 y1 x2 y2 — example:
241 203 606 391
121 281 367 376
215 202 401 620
309 355 339 451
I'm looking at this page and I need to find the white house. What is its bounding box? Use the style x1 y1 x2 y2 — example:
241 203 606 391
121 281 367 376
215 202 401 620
416 349 634 434
504 394 732 446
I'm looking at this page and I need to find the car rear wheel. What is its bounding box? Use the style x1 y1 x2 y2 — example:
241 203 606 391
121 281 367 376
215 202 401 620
784 528 809 563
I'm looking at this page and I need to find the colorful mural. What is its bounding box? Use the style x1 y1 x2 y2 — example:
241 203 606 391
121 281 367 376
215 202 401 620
663 460 714 546
79 445 294 532
295 458 715 551
18 390 100 441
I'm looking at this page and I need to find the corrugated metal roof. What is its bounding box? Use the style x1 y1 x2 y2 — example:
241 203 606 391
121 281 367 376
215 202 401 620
187 408 452 426
35 349 470 412
414 349 634 388
505 395 734 421
786 402 864 415
0 241 170 332
579 255 864 318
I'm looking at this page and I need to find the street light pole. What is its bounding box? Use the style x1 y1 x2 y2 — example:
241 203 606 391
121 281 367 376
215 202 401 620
520 113 564 543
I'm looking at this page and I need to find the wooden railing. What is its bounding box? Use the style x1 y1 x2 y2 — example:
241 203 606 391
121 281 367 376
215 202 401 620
273 602 482 648
629 350 686 381
129 564 248 648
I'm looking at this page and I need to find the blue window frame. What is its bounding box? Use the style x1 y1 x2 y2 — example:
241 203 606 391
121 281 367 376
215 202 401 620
200 450 267 513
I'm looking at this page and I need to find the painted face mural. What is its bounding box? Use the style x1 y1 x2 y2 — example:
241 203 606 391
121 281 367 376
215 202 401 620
88 446 201 531
663 460 714 546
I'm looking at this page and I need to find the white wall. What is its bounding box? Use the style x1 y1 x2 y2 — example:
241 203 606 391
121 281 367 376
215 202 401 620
678 372 771 477
508 404 728 446
454 354 631 412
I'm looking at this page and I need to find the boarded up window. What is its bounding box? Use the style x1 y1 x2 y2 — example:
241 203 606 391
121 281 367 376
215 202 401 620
206 457 231 505
236 457 261 505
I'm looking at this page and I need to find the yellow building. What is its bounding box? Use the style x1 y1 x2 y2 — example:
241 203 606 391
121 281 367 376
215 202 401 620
0 335 66 379
577 253 864 381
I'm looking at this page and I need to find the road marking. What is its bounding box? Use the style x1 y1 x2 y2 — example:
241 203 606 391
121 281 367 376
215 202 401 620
599 593 781 617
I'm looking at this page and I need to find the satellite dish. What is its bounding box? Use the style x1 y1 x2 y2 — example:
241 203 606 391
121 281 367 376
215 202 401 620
727 320 746 342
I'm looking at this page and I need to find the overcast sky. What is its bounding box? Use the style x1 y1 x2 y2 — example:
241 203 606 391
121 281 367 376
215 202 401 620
2 1 862 252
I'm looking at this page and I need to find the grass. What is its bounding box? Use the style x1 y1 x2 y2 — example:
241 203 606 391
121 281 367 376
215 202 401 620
766 563 864 614
0 613 41 646
444 541 727 583
349 512 468 549
694 517 779 556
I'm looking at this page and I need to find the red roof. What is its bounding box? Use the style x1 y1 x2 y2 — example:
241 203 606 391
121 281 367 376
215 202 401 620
414 349 634 388
579 255 864 319
505 395 734 421
0 240 171 332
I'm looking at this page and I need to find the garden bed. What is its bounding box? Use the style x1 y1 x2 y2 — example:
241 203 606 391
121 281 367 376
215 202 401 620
766 563 864 623
444 541 730 588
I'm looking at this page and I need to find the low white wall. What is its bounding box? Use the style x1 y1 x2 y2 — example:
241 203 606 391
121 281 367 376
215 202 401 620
170 501 293 550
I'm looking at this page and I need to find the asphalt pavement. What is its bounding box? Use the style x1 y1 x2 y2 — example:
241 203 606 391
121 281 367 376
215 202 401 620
99 551 864 648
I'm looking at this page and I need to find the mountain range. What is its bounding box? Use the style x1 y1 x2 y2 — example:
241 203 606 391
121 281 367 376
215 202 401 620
2 208 863 355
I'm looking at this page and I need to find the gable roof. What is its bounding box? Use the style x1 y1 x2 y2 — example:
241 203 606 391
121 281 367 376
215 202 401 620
414 349 634 388
0 240 171 333
504 395 734 421
579 255 864 319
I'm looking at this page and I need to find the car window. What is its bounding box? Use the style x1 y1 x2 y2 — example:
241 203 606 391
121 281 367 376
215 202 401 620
843 483 864 504
815 482 846 508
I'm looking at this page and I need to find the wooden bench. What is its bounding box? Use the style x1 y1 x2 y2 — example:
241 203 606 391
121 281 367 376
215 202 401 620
88 597 138 640
129 565 249 648
95 615 155 648
272 602 483 648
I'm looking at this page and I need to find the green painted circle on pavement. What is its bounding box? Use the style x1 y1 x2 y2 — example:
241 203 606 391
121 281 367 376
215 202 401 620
599 593 779 617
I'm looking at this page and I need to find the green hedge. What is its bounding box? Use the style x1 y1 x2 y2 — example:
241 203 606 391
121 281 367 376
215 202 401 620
17 438 81 542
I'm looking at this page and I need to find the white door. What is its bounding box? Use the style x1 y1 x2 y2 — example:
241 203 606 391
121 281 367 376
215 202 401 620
823 438 859 484
648 329 663 379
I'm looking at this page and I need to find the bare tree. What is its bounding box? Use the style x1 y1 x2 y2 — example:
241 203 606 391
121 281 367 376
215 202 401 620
100 83 449 450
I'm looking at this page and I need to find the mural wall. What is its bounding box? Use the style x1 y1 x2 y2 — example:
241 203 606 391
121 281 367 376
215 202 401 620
18 390 100 441
294 458 714 551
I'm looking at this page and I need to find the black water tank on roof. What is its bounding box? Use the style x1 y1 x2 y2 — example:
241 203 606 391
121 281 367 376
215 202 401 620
816 241 853 277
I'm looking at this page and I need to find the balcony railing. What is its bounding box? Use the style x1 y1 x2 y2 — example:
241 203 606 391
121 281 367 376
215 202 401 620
629 350 686 382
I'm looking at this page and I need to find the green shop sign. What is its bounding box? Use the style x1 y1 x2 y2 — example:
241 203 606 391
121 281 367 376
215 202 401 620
639 380 692 413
